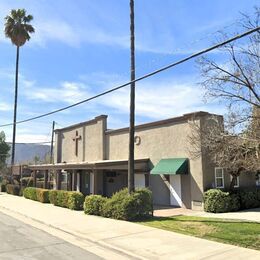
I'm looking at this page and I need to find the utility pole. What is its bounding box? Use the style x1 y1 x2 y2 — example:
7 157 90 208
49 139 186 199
50 121 55 164
128 0 135 193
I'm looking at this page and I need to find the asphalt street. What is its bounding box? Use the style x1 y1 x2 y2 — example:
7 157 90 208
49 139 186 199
0 212 102 260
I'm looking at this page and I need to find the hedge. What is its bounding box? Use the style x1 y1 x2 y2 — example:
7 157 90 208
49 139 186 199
204 189 260 213
6 184 21 196
23 187 50 203
84 188 153 221
238 189 260 210
84 195 107 215
49 190 84 210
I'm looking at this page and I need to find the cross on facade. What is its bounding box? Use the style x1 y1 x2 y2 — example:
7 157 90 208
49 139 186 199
72 130 82 156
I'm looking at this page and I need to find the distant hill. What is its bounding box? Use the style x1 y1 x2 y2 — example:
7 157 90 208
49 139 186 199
7 143 50 165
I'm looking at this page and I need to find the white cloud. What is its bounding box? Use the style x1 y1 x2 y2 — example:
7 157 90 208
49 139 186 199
0 102 12 111
20 71 226 122
22 81 91 104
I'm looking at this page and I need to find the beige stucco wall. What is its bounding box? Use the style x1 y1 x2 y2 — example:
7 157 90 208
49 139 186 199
53 112 226 210
106 118 205 208
54 116 106 163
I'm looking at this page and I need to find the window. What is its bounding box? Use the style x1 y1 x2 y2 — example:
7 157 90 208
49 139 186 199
230 175 239 188
215 167 224 188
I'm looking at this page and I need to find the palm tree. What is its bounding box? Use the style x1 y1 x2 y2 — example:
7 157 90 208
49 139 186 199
4 9 35 166
128 0 135 193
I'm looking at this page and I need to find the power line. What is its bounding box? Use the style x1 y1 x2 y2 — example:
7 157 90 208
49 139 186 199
0 26 259 128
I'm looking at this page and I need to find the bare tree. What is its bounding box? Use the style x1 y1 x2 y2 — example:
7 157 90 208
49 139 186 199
197 7 260 130
189 115 260 191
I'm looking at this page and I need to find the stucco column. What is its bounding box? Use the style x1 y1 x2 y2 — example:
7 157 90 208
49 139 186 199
71 170 77 191
67 172 72 191
53 170 61 190
93 170 98 194
32 170 37 187
53 170 57 190
76 171 81 192
44 170 48 189
145 173 150 188
57 170 61 190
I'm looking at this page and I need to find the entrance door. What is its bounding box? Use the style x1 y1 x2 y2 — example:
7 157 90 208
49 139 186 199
81 171 90 196
169 175 182 207
105 172 127 197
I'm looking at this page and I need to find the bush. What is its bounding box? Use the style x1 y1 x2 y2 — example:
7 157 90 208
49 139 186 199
49 190 84 210
239 189 260 209
204 189 240 213
49 190 58 205
23 187 50 203
6 184 20 196
68 192 85 210
101 188 153 221
23 187 37 201
84 195 107 215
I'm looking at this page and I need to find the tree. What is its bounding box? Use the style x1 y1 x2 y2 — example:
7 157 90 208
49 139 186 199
197 7 259 130
191 8 260 190
0 131 10 170
4 9 35 166
33 155 40 165
128 0 136 193
189 116 260 191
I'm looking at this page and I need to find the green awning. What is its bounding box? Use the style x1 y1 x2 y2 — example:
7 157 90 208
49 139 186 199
151 158 188 175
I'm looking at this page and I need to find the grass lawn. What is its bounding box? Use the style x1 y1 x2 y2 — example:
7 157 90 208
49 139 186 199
139 216 260 250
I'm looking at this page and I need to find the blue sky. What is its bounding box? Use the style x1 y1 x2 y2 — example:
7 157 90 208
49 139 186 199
0 0 259 143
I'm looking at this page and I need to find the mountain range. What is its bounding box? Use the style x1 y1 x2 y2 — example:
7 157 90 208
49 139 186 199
7 143 50 165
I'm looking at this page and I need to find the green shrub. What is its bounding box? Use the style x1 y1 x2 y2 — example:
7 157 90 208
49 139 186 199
23 187 37 201
56 190 68 207
134 188 153 217
68 192 85 210
6 184 20 196
49 190 58 205
239 189 260 209
204 189 240 213
101 188 153 221
49 190 84 210
84 195 107 215
23 187 50 203
36 189 49 203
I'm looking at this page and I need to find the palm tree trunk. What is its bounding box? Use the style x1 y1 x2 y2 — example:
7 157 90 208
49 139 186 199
128 0 135 193
11 46 20 167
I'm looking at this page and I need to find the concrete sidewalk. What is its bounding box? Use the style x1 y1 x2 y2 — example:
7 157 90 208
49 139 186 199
0 193 259 260
154 206 260 222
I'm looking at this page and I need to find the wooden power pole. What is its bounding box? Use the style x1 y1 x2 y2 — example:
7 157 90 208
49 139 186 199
128 0 135 193
50 121 55 164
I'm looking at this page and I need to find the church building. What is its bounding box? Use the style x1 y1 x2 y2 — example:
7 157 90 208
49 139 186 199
28 111 257 210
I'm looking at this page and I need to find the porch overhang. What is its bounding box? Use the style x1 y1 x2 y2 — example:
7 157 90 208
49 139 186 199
28 158 150 172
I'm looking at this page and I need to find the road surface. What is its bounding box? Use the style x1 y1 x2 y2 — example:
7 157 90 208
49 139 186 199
0 212 102 260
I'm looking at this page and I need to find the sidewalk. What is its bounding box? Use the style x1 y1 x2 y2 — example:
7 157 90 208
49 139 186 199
0 193 259 260
154 206 260 222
